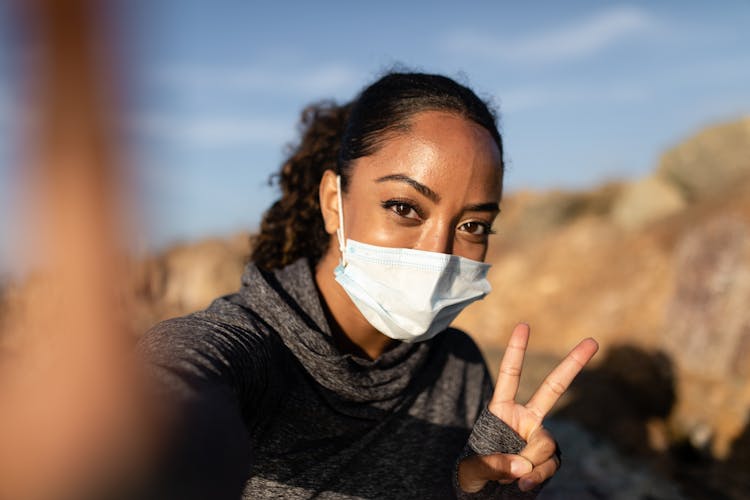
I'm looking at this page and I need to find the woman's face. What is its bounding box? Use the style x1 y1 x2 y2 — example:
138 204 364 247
324 110 503 262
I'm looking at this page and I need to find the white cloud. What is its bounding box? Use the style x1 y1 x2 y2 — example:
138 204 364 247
445 5 656 64
132 113 293 148
137 62 364 148
151 62 360 97
498 82 649 113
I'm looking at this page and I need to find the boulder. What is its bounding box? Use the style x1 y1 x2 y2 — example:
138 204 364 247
504 183 623 241
130 234 251 331
661 216 750 458
657 117 750 201
611 175 686 230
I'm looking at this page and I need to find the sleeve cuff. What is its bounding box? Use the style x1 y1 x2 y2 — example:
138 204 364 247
454 407 541 499
465 407 526 457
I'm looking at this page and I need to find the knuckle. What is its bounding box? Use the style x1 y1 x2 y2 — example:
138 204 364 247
477 455 496 476
526 405 545 421
531 426 552 442
499 366 522 377
490 455 524 480
530 471 546 485
537 426 553 439
542 377 566 396
487 455 512 475
479 455 501 476
543 459 559 479
522 465 546 485
569 352 587 368
539 438 556 457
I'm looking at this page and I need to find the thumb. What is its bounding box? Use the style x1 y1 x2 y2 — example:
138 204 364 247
458 454 533 493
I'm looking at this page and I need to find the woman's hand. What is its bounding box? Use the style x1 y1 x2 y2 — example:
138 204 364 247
458 323 599 493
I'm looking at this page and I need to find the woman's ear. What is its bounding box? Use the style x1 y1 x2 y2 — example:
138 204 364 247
319 169 340 235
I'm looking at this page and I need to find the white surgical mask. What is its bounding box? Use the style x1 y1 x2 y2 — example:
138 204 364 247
333 175 492 343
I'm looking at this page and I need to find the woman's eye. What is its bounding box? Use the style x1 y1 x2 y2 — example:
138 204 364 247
381 200 422 220
460 221 491 235
393 203 418 219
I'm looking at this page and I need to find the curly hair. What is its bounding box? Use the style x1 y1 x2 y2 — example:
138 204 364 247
251 101 351 270
251 72 503 270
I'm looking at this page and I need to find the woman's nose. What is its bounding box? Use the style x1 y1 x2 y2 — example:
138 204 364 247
415 226 454 255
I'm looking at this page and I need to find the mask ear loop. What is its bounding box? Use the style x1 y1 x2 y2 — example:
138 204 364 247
336 175 347 266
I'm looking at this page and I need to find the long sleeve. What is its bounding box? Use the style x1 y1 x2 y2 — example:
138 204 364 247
134 312 274 500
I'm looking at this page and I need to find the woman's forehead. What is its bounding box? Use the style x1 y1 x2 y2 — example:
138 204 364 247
351 111 503 197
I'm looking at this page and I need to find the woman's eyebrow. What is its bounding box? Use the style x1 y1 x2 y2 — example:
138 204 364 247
464 202 500 213
375 174 441 203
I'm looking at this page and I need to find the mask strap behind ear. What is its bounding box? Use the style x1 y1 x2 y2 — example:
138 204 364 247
336 175 347 266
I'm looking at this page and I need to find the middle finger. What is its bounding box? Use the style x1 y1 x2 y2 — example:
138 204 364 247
525 337 598 418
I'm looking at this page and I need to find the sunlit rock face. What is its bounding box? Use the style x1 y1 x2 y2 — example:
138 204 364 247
662 216 750 458
454 116 750 498
611 175 686 230
658 117 750 202
128 234 252 334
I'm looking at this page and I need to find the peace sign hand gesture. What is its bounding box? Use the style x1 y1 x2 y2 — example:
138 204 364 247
458 323 599 494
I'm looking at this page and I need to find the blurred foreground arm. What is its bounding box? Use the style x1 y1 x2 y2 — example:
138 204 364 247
0 1 165 498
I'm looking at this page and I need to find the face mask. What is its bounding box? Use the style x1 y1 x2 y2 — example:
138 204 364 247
333 175 492 343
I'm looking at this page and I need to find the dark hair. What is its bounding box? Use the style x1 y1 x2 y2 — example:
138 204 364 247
251 72 503 270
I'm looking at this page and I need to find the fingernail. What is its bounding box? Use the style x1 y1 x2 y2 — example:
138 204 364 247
510 459 531 476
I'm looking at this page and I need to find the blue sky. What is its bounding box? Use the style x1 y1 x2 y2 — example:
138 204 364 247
1 1 750 271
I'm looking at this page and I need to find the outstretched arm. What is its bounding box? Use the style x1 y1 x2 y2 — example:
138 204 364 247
457 323 599 495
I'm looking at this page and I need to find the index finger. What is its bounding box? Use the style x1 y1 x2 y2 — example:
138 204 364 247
525 338 598 419
491 323 530 405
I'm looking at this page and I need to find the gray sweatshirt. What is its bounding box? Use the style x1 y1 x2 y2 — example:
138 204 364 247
139 258 535 499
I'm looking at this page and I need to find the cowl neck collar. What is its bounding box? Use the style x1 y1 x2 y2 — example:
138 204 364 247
239 258 433 414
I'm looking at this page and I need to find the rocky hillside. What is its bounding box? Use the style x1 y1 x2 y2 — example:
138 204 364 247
456 116 750 498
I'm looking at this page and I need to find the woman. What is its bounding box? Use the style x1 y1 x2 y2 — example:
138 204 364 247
141 72 598 499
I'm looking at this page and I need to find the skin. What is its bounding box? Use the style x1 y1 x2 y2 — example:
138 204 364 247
315 110 599 493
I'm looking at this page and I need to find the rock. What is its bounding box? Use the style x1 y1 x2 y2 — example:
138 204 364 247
657 117 750 201
611 175 686 230
552 345 676 457
713 423 750 498
540 419 686 500
661 216 750 458
130 234 251 330
505 183 623 241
